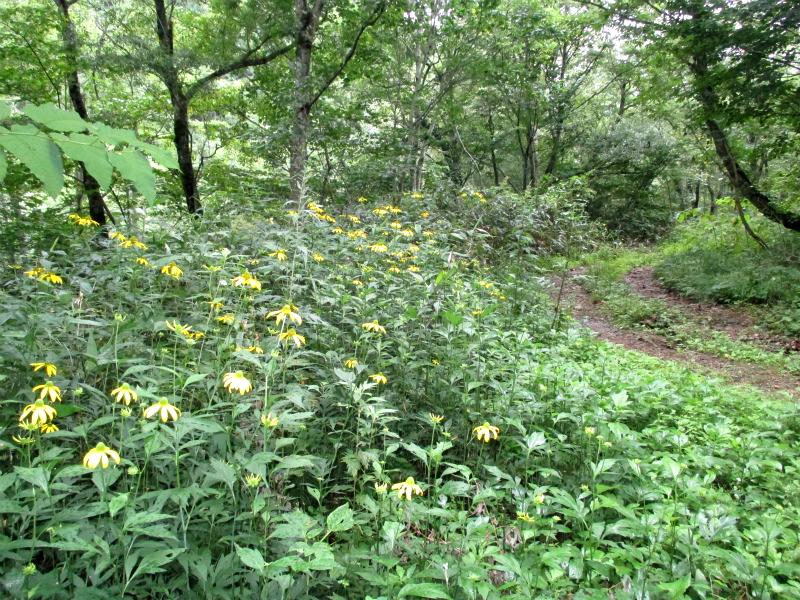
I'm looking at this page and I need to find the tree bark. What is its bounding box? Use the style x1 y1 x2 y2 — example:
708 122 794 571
54 0 107 226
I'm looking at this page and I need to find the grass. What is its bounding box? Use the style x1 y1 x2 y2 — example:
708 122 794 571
1 195 799 598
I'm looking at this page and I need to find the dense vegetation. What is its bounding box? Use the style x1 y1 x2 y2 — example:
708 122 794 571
1 0 799 598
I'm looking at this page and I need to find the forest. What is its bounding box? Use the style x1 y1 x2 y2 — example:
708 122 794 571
1 0 799 598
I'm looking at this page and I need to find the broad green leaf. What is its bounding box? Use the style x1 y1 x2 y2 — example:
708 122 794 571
128 548 184 582
0 100 9 120
52 132 114 189
14 466 49 493
91 123 138 146
326 503 354 533
0 124 63 197
235 544 267 574
442 309 463 326
110 148 155 201
108 492 129 518
397 582 451 598
134 140 179 169
274 455 315 471
23 102 87 132
657 575 691 598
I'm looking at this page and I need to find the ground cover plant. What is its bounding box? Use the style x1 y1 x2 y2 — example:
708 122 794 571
2 196 800 599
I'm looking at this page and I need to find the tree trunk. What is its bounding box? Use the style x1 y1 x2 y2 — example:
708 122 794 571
689 45 800 232
54 0 107 226
488 113 499 186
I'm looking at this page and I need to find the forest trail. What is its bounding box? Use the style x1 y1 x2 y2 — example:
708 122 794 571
552 268 800 398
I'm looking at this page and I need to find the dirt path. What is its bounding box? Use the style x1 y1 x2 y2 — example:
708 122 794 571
551 269 800 398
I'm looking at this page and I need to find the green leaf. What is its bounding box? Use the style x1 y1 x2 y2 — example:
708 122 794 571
442 309 463 326
128 548 184 582
14 466 49 493
0 100 9 120
397 582 451 598
235 544 267 574
274 455 315 471
52 132 114 189
134 140 179 170
23 102 87 132
108 492 129 518
657 574 691 598
326 503 354 533
0 150 6 181
109 148 155 201
91 123 138 146
0 124 63 197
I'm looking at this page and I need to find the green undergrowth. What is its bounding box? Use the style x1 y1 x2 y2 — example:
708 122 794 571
1 196 799 599
656 212 800 337
578 246 800 375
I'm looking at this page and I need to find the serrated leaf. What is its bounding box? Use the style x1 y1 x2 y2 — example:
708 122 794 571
0 124 63 197
52 132 113 189
326 503 354 533
133 140 179 169
110 148 155 201
235 544 267 574
14 466 49 493
397 582 451 598
23 102 87 132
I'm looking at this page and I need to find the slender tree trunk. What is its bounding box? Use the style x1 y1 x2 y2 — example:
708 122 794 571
54 0 106 226
689 43 800 231
488 113 499 186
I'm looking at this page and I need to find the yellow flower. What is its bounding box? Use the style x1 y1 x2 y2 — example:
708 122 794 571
260 412 279 428
69 213 99 227
534 494 546 505
160 262 183 279
368 243 388 253
109 231 126 241
246 345 264 354
369 373 388 385
82 443 121 469
517 512 535 523
420 211 430 218
231 270 262 291
40 423 59 434
390 221 402 230
400 229 414 238
391 476 423 501
584 426 596 437
12 435 35 446
110 383 138 406
361 320 386 335
431 358 440 365
223 371 253 395
348 229 367 239
344 358 358 369
216 314 235 325
278 328 306 348
473 422 500 443
206 299 224 311
374 482 388 494
120 235 148 250
43 271 63 284
135 257 151 267
30 362 57 377
351 278 364 286
428 413 444 424
20 400 57 426
120 407 133 418
144 398 181 422
332 227 345 234
32 381 61 403
165 320 193 337
372 207 388 216
269 249 288 261
356 196 368 203
244 473 262 488
407 265 420 273
266 304 302 326
312 252 325 262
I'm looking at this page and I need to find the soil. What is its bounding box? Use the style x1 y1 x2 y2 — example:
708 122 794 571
550 268 800 398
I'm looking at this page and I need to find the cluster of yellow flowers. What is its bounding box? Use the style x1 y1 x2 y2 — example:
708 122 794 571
23 266 63 285
68 213 99 227
160 261 183 279
165 320 204 340
110 231 148 250
16 363 62 442
231 270 261 291
307 201 337 224
266 303 306 348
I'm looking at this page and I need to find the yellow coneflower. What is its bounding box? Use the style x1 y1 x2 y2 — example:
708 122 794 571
216 314 235 325
110 383 138 406
135 256 151 267
391 477 423 501
82 443 121 469
369 373 388 385
277 328 306 348
361 320 387 335
266 304 302 326
20 400 57 426
143 398 181 422
160 262 183 279
260 412 279 428
517 512 535 523
269 249 288 261
344 358 358 369
312 252 325 263
368 243 388 253
374 482 388 494
32 381 61 403
231 270 262 291
428 413 444 424
244 473 262 488
30 362 57 377
40 423 59 434
120 236 147 250
223 371 253 395
206 299 224 311
472 422 500 443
